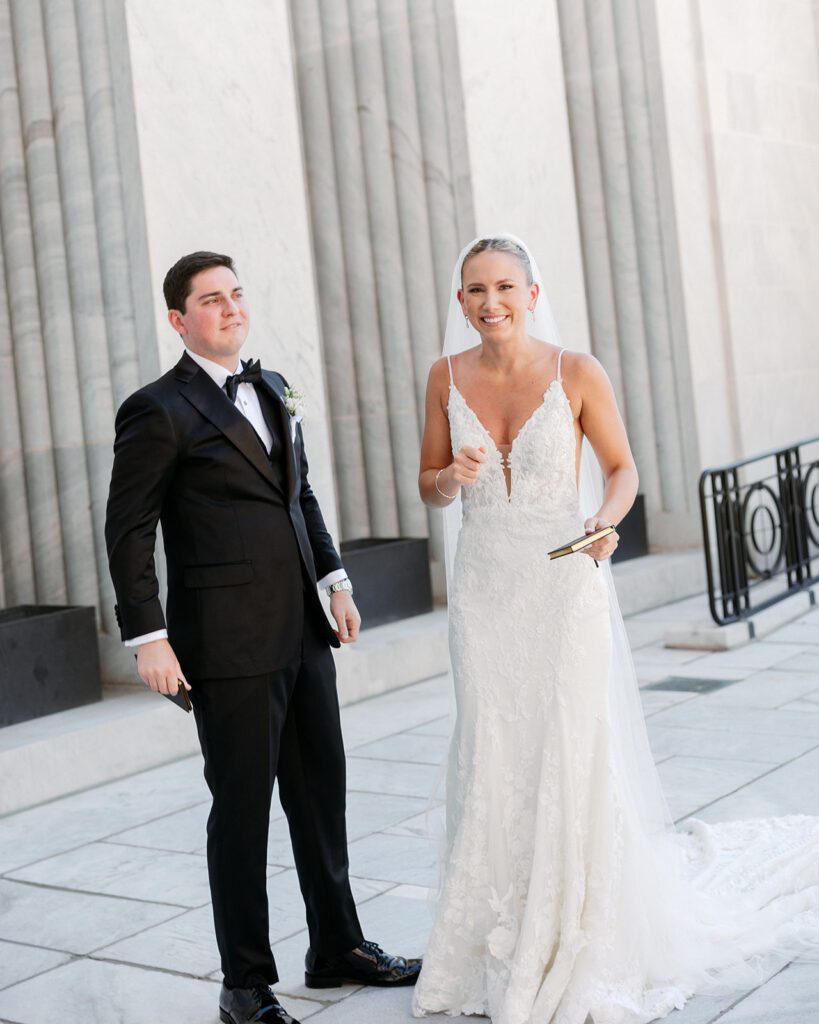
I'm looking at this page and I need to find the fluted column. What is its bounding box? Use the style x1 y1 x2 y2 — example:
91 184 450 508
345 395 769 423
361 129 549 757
290 0 473 571
431 0 474 249
317 0 400 536
379 0 452 561
556 0 625 409
10 0 98 608
0 0 65 602
42 0 117 631
0 237 36 606
290 0 370 541
583 0 662 511
379 0 447 421
555 0 704 543
75 0 141 409
611 0 687 514
348 0 426 537
408 0 465 319
0 0 151 655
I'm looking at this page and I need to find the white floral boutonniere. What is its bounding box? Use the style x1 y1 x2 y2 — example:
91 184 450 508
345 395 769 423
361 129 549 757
283 385 305 441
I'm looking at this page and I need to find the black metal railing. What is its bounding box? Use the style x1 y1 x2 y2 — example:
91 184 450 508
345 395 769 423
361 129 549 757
699 435 819 625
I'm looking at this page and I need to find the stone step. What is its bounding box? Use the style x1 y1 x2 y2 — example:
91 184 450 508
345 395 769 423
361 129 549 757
0 551 704 816
613 548 706 617
665 586 817 651
0 610 450 817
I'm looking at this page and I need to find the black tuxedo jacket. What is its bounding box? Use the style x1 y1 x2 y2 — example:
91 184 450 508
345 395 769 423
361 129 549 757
105 351 342 679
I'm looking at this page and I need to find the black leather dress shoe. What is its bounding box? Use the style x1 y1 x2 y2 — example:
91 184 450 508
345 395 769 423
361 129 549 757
219 982 299 1024
304 939 422 988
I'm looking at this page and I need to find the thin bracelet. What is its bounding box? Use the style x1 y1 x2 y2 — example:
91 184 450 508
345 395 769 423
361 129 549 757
435 468 458 501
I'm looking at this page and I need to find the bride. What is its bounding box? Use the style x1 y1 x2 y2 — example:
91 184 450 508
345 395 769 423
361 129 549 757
412 234 819 1024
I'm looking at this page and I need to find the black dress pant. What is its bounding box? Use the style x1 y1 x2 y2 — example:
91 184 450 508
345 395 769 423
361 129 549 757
191 612 363 988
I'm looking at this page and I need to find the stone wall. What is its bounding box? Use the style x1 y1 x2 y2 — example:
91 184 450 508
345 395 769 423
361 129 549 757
122 0 340 541
1 0 817 649
697 0 819 455
655 0 819 471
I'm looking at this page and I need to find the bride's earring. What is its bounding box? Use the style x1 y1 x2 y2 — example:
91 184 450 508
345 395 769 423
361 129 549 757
529 307 535 320
464 315 470 329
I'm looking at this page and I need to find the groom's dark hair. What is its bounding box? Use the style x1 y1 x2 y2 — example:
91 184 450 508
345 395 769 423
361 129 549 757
163 251 237 313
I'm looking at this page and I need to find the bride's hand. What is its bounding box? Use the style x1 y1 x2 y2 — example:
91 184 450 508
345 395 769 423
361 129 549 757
447 446 488 490
582 516 619 561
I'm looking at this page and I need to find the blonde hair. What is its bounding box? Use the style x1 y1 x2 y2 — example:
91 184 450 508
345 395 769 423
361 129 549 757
461 236 534 286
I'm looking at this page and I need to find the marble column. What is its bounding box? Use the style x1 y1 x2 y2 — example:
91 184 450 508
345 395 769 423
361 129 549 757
0 236 36 607
289 0 371 541
10 0 99 608
612 0 692 517
75 0 142 410
313 0 400 536
555 1 624 404
347 0 426 538
0 0 66 604
584 0 662 505
408 0 472 319
556 0 698 546
0 0 148 655
378 0 441 420
290 0 473 570
42 0 118 631
379 0 457 561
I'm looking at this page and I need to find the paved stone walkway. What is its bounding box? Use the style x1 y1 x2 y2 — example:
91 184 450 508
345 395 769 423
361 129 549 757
1 594 818 1023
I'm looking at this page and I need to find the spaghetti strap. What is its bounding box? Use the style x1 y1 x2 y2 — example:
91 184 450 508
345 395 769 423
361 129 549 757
555 348 565 383
446 355 454 386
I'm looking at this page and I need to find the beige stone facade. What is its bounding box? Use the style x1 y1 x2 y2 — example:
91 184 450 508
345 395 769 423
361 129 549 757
1 0 817 666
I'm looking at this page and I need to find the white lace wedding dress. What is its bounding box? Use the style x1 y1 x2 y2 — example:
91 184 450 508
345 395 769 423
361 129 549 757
412 351 819 1024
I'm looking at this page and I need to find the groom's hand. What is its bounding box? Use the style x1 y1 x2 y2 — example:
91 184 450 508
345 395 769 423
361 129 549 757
136 638 190 695
330 592 361 644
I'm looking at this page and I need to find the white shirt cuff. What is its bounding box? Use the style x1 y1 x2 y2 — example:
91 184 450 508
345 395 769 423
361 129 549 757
124 629 169 647
318 568 348 591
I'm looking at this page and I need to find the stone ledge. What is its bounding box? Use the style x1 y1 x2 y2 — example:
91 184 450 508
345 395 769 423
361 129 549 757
0 610 450 817
0 690 201 817
664 587 817 651
612 549 705 617
335 609 449 704
0 554 707 816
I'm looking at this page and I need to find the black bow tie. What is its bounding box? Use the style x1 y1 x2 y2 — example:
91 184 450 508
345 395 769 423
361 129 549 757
224 358 262 402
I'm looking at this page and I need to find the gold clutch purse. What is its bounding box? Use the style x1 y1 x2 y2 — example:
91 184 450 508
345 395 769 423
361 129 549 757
548 524 615 560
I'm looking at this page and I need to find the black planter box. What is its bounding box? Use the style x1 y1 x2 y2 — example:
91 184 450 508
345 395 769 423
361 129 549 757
340 537 433 630
612 493 649 563
0 605 102 727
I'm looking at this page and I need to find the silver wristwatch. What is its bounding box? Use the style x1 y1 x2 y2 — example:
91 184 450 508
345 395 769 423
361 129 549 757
327 577 353 595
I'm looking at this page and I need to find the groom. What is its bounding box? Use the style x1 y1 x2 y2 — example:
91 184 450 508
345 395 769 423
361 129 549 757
105 251 420 1024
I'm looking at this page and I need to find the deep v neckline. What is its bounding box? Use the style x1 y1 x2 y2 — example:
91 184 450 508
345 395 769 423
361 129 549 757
450 378 563 452
449 379 565 501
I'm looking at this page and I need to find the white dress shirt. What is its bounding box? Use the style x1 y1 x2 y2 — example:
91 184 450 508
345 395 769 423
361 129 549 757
124 349 347 648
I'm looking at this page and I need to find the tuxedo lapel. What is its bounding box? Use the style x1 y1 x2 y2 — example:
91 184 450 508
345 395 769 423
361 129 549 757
259 371 297 503
175 354 282 493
